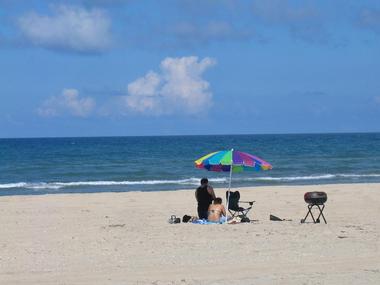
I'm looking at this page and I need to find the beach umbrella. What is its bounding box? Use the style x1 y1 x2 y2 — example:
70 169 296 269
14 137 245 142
194 149 272 223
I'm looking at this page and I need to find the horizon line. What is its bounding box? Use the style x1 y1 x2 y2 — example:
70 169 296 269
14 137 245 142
1 130 379 140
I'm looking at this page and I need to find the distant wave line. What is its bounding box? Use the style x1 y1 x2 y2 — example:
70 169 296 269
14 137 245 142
1 174 380 190
0 178 227 190
250 174 380 181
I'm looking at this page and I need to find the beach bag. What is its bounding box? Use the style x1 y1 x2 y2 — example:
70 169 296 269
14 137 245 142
182 215 192 223
241 216 250 223
168 215 181 224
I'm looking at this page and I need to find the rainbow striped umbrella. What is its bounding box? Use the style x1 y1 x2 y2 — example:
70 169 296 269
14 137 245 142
194 149 272 223
195 149 272 173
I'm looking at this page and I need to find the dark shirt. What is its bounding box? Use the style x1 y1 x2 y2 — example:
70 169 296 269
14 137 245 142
196 185 213 206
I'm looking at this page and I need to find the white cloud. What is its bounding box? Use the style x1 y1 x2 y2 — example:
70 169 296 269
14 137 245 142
38 89 95 117
126 71 162 113
124 56 216 115
18 5 111 53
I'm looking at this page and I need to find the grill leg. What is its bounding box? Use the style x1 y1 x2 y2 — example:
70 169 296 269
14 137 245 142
309 205 317 223
301 204 315 223
316 204 327 224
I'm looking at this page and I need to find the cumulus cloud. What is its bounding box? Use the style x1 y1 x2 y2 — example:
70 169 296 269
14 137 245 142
38 88 95 117
124 56 216 115
125 71 162 113
18 5 111 53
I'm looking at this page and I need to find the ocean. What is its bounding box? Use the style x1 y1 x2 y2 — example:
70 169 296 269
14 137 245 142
0 133 379 196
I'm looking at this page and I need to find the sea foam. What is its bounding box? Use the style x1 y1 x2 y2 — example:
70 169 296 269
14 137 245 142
0 174 379 190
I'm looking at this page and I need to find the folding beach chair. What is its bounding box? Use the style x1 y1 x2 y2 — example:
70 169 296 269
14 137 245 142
226 191 255 221
300 192 327 224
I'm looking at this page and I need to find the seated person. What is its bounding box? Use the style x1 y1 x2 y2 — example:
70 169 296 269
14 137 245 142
207 197 226 223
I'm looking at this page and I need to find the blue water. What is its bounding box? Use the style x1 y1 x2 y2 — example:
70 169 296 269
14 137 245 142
0 133 380 196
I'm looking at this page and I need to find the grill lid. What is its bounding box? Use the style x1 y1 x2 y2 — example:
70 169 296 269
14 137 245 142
304 191 327 204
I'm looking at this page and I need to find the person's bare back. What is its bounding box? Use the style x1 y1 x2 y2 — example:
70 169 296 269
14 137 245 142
207 198 226 222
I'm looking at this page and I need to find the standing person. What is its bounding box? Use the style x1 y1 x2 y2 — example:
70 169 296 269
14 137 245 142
195 178 216 219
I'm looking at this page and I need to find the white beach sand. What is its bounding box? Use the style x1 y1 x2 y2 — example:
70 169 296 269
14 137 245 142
0 183 379 284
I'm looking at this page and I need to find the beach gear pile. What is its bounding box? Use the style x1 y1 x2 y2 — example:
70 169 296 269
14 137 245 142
168 215 181 224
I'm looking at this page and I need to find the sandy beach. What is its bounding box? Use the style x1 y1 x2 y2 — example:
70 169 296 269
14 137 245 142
0 183 379 284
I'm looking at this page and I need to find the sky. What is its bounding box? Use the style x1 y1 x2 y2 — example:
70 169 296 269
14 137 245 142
0 0 380 138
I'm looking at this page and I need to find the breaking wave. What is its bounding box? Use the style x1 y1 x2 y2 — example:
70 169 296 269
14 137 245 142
250 173 380 181
0 174 379 190
0 178 227 190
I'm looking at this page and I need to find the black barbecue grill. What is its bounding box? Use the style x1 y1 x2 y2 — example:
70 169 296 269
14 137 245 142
301 191 327 224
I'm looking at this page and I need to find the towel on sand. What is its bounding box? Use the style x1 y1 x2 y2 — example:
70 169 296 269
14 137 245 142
192 216 227 224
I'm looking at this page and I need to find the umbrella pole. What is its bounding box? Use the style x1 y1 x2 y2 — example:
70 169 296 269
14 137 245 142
226 148 233 224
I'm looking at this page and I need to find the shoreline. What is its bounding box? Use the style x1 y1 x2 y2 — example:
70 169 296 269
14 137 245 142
1 183 379 284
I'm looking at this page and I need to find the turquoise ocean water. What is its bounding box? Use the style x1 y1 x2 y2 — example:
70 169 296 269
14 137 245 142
0 133 379 196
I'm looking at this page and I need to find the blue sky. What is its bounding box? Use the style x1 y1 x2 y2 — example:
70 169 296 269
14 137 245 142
0 0 379 138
